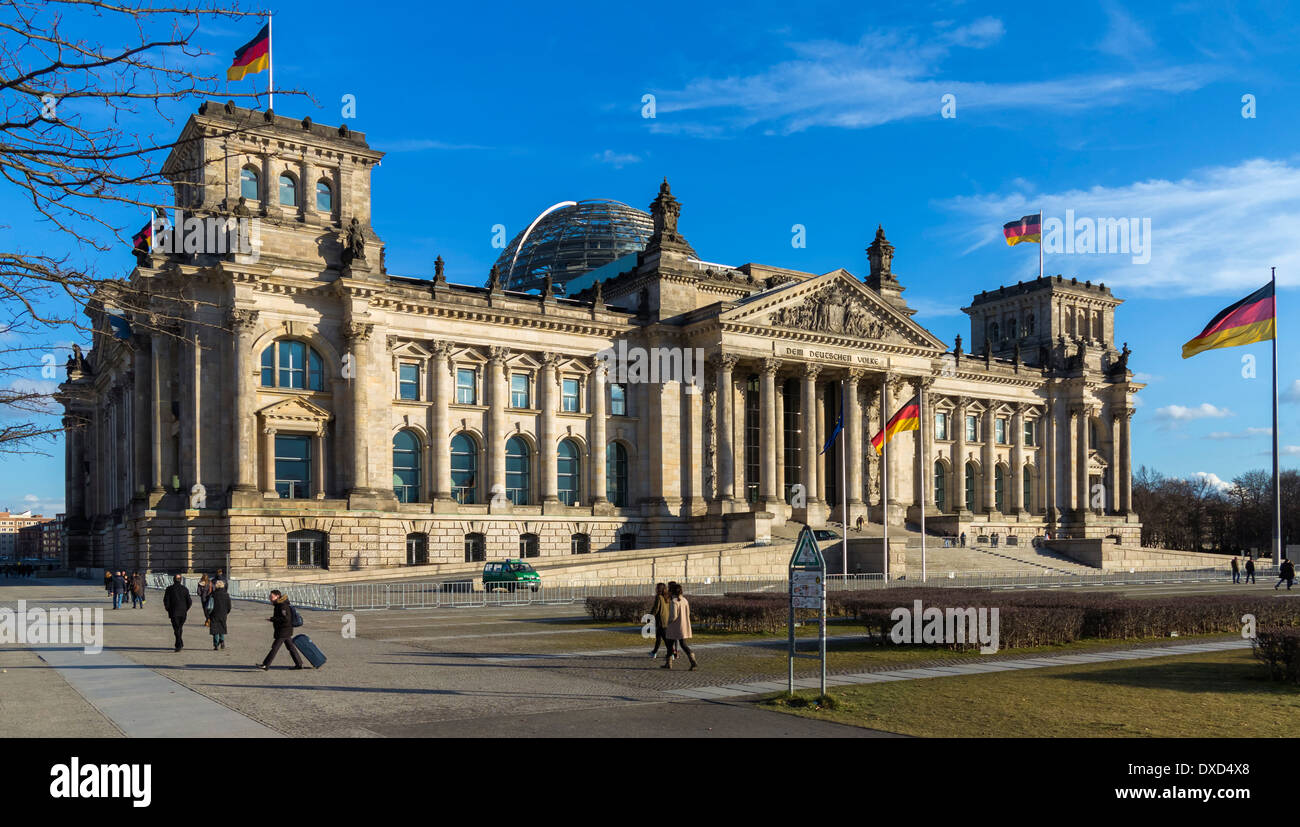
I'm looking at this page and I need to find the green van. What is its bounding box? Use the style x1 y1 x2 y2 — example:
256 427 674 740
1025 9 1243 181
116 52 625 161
482 559 541 592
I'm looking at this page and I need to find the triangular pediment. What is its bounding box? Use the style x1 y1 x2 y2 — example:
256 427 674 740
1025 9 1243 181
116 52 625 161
258 396 333 433
720 270 946 350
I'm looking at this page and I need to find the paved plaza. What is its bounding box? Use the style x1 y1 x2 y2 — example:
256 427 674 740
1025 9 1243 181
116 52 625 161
0 576 1280 738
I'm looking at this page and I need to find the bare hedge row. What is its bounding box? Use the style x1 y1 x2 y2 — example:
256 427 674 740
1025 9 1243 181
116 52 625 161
1252 629 1300 683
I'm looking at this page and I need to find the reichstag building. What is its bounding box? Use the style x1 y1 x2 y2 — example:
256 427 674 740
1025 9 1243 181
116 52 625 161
59 102 1143 575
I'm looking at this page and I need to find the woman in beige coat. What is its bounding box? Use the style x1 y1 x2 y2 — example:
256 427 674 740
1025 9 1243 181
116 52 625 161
662 581 697 670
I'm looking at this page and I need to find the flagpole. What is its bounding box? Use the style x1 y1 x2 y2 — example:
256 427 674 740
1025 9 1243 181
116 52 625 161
840 379 848 578
1039 206 1044 279
882 375 889 580
1272 266 1282 567
920 382 927 583
267 12 273 111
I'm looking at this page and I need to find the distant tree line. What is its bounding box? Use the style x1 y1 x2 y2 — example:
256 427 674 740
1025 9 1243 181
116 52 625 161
1132 466 1299 555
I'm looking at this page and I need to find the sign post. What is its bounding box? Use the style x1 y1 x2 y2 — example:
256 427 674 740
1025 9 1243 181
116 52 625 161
788 526 827 696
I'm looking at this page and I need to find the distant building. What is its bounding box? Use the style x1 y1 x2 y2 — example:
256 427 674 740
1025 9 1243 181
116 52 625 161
0 511 50 560
17 514 64 563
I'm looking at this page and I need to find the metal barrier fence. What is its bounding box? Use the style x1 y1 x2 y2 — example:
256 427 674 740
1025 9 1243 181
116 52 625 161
141 566 1267 612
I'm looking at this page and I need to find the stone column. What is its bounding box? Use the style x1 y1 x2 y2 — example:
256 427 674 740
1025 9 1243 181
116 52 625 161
846 371 864 510
1119 407 1133 513
1075 406 1090 515
228 308 258 491
715 355 738 503
983 402 996 513
299 155 314 220
953 396 968 513
775 382 785 499
259 152 274 215
590 361 608 506
1044 396 1058 524
345 321 375 495
1011 403 1026 515
759 358 779 508
149 329 170 494
539 353 559 505
131 347 150 500
488 347 509 502
312 430 326 499
431 341 452 501
262 426 277 495
802 365 822 510
64 416 85 519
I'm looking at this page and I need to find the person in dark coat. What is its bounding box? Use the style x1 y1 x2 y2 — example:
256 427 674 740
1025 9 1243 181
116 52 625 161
130 571 146 608
208 580 232 650
959 532 967 548
648 582 669 659
1231 556 1240 584
104 570 113 596
162 574 192 651
1276 559 1295 591
258 590 304 670
1244 556 1256 584
196 574 212 627
111 570 127 610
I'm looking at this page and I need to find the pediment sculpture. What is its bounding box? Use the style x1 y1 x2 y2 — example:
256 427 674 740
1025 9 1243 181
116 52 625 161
768 284 890 340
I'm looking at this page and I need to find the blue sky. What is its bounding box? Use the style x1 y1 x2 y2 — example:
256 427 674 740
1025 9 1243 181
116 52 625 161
3 0 1299 515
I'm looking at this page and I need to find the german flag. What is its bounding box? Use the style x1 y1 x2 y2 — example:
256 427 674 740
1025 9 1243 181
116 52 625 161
871 396 920 451
227 22 270 82
1003 213 1042 247
131 217 155 253
1181 282 1276 359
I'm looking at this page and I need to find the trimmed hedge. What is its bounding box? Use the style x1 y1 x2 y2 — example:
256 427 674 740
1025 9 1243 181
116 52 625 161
587 587 1300 648
1252 628 1300 683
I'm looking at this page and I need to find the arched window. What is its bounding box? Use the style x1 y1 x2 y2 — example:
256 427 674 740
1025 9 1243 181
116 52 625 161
240 167 260 201
965 462 976 511
315 180 332 212
557 439 581 506
519 533 539 558
1023 466 1033 512
260 340 325 391
287 530 327 569
571 533 590 555
279 172 298 206
463 532 485 563
406 532 428 565
1027 313 1036 336
505 436 530 505
392 430 421 503
995 466 1006 512
606 442 628 507
450 434 478 504
934 462 946 512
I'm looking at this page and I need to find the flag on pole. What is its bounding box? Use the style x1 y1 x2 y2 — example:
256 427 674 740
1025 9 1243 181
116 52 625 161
1003 213 1042 246
227 22 271 81
820 393 844 455
871 396 920 451
131 217 155 254
1181 281 1276 359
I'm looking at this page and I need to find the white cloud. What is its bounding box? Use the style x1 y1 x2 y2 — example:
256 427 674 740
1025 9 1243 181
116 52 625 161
1191 471 1231 491
594 150 642 168
1155 403 1233 422
380 139 490 152
1207 427 1272 439
1282 380 1300 404
940 159 1300 295
14 494 64 517
1284 446 1300 456
1097 2 1155 57
647 21 1210 135
1132 372 1161 382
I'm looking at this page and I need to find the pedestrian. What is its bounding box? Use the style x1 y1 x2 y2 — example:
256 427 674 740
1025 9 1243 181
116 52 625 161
960 532 967 548
258 590 305 670
104 569 113 596
661 581 697 671
197 573 212 627
648 582 669 659
1276 559 1295 591
208 580 231 650
111 570 127 610
130 570 146 608
1231 557 1240 584
1245 556 1256 584
162 574 192 652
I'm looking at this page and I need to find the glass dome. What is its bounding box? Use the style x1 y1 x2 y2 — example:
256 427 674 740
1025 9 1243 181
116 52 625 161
494 199 652 295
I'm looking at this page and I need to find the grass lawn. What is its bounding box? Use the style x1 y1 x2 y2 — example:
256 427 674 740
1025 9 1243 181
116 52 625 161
763 648 1300 737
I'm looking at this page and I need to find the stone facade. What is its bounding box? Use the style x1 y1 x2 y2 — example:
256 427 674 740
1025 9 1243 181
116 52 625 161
58 103 1142 576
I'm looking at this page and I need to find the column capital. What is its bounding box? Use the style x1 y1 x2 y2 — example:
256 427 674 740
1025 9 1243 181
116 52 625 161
541 351 562 370
805 362 823 380
711 353 741 372
429 339 453 359
343 321 374 345
487 346 511 365
760 357 780 376
227 308 259 333
846 368 865 384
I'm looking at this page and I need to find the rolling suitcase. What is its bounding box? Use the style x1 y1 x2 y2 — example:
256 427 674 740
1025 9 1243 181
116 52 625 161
292 634 326 669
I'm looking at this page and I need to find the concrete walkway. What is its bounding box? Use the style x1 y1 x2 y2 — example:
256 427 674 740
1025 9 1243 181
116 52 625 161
663 638 1253 699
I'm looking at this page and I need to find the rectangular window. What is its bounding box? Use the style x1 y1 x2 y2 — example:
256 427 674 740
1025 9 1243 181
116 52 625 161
965 414 977 442
274 434 311 499
562 378 580 412
619 533 636 551
398 362 419 401
935 412 949 441
456 368 477 405
1024 419 1035 446
510 373 530 409
610 383 627 416
995 418 1007 444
